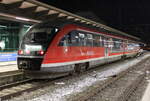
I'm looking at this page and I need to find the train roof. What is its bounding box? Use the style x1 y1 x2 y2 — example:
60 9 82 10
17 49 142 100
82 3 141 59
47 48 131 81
33 19 140 41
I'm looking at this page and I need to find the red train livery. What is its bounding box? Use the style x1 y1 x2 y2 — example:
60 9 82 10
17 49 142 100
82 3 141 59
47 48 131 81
17 21 141 78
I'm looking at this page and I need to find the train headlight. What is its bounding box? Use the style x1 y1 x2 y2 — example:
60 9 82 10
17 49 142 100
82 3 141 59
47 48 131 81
25 50 30 54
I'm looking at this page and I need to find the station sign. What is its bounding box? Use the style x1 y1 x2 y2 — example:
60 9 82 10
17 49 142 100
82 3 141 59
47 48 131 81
0 53 17 62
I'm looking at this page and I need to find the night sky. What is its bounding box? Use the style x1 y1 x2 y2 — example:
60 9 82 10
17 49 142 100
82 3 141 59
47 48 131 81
38 0 150 43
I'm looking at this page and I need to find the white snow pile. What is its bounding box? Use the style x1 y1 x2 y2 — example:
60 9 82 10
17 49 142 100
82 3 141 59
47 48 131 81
29 53 150 101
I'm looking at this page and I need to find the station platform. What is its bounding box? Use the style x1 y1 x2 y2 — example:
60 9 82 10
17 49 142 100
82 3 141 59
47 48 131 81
0 61 17 73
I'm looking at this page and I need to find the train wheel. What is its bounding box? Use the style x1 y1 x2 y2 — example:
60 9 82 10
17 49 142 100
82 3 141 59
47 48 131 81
85 62 89 70
121 55 126 60
74 64 81 73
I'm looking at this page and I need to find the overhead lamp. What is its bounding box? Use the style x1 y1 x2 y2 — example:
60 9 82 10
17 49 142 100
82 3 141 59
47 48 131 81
58 13 67 17
81 20 86 23
86 22 91 24
15 17 30 21
0 12 41 23
0 25 7 28
75 18 80 21
67 16 74 19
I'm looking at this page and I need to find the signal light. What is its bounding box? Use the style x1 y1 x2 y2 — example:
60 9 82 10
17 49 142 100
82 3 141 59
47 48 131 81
25 50 30 54
18 50 23 55
38 50 44 55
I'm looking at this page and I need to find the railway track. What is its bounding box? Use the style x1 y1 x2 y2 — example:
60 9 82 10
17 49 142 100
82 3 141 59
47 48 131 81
116 75 145 101
0 79 35 100
0 53 149 101
67 57 150 101
0 61 122 101
0 72 73 101
0 70 27 86
0 78 33 90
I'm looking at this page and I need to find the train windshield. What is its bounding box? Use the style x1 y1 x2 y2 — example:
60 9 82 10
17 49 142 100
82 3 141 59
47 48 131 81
24 28 58 43
19 27 58 55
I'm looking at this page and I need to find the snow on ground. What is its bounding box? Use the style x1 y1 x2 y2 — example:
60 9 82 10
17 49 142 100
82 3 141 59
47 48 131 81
29 53 150 101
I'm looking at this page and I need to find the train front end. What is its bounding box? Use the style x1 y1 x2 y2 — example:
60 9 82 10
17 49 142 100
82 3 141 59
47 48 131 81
17 25 58 78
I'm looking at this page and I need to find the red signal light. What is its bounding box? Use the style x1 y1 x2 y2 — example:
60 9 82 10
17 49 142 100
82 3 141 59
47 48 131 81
18 50 23 55
38 50 44 55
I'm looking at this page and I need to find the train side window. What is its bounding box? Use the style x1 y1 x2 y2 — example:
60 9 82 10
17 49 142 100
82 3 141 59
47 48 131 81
59 31 80 46
93 34 100 47
103 37 108 47
87 33 93 46
78 33 86 46
58 34 71 46
108 38 114 48
59 36 65 46
99 36 104 47
70 31 79 46
112 38 122 51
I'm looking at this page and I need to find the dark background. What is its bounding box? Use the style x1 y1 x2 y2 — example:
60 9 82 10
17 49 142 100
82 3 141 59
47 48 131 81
38 0 150 44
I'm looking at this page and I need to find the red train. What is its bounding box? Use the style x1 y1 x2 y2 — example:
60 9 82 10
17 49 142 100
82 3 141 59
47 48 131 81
17 20 141 79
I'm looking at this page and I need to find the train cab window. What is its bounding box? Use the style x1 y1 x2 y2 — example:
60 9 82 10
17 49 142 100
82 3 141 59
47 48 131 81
22 27 59 52
25 28 56 43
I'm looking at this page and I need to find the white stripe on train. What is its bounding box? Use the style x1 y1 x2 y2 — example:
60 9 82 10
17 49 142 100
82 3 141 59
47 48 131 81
41 52 137 68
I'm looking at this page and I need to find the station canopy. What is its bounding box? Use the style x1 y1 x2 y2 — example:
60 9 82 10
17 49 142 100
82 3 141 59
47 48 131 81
0 0 140 40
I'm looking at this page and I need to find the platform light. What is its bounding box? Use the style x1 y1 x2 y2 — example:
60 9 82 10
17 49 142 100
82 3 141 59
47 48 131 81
48 10 59 15
0 25 7 28
86 22 91 24
0 12 41 23
75 18 80 21
67 16 74 19
81 20 86 23
58 13 67 17
15 17 30 21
